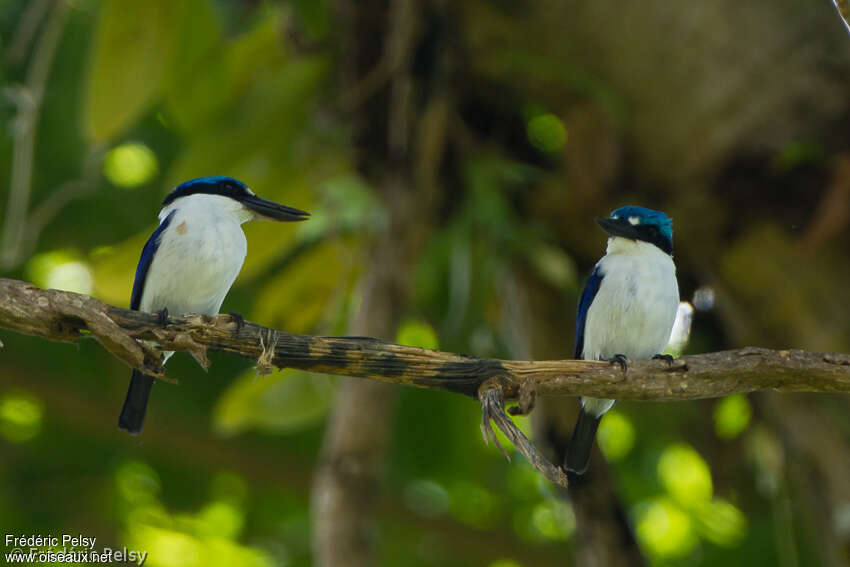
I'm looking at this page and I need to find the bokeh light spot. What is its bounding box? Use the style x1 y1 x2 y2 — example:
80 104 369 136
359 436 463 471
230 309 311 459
132 526 202 567
530 499 575 541
658 443 713 507
692 286 716 311
103 142 159 188
26 250 94 294
597 409 636 462
489 560 522 567
115 460 161 505
0 391 44 443
694 498 748 547
635 498 698 559
526 114 567 153
196 500 245 540
450 481 498 528
396 320 439 350
713 394 752 439
405 479 450 518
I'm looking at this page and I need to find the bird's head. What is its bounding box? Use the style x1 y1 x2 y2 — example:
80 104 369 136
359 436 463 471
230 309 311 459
596 205 673 254
162 176 310 223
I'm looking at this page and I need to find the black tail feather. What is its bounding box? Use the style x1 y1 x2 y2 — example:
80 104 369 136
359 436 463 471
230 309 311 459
118 370 155 435
564 409 602 475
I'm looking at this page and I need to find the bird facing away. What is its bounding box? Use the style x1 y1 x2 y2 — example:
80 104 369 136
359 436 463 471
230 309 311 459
565 205 679 475
118 176 309 434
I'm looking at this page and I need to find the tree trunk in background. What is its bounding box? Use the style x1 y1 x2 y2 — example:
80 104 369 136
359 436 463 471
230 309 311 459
312 0 452 565
311 246 405 567
533 397 645 567
504 270 644 566
759 393 850 566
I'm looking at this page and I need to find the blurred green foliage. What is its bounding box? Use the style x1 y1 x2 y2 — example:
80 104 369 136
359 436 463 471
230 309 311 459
713 395 752 440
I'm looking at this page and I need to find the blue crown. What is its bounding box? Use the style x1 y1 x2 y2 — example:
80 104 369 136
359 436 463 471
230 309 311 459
162 176 250 206
609 205 673 241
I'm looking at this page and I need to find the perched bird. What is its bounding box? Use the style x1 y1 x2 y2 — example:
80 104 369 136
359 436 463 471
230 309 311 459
565 205 679 475
119 176 309 434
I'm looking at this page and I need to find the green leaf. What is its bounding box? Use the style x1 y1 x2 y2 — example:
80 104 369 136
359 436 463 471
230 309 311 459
84 0 181 142
213 369 336 436
88 231 152 307
251 239 358 333
163 0 227 132
164 56 326 190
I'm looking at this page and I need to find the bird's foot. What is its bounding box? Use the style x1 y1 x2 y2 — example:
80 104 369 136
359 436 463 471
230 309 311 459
606 354 629 371
228 312 245 334
653 353 675 365
157 307 170 326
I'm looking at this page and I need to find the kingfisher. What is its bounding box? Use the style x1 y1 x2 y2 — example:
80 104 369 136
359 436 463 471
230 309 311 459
565 205 679 474
118 176 309 434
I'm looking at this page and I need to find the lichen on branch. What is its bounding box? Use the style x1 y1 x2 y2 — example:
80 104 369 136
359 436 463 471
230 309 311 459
3 278 850 402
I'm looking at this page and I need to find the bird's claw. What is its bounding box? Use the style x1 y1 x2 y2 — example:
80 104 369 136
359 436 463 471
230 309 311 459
653 353 675 365
608 353 628 371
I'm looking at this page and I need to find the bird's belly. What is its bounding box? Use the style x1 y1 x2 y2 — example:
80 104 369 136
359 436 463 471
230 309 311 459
139 222 246 316
582 274 678 361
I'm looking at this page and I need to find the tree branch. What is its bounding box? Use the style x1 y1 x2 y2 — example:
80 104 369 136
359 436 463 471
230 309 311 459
4 278 850 401
6 276 850 488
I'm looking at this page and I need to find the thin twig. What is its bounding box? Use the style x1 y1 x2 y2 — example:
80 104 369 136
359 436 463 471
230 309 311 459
479 378 569 487
1 0 70 269
5 0 51 65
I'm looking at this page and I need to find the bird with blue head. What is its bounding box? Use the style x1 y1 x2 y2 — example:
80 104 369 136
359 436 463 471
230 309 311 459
118 176 309 435
565 205 679 475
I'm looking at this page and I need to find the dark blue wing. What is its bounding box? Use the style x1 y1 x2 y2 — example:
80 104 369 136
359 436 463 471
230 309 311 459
574 265 603 359
130 211 176 311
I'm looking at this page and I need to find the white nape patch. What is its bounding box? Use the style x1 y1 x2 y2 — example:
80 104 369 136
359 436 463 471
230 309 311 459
628 216 640 225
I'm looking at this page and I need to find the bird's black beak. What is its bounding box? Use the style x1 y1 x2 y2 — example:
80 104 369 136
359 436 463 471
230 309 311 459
243 195 310 222
595 217 642 240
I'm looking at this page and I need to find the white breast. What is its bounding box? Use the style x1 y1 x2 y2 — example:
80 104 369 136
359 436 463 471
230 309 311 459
139 195 248 316
582 238 679 361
